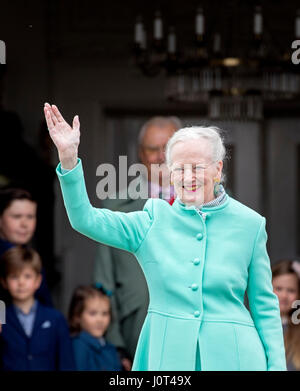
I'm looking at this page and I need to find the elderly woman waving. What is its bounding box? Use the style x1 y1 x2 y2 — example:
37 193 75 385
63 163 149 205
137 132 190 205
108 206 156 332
44 103 286 371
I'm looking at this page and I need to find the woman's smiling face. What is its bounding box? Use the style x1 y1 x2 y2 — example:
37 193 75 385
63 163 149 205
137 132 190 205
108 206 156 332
170 138 223 206
0 199 37 244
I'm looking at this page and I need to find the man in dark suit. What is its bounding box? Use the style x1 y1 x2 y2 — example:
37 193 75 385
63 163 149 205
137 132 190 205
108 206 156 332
94 116 182 369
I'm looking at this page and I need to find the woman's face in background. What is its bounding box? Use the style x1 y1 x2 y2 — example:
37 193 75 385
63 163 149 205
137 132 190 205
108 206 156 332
272 273 299 317
0 199 37 244
170 138 223 206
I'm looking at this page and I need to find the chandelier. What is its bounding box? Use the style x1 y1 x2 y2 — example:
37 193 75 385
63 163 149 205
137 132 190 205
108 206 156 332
133 4 300 120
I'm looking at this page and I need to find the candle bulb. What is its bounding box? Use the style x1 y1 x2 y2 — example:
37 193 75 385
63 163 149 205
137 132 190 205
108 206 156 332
168 26 176 54
134 15 144 45
213 33 221 53
254 6 263 35
154 10 163 40
295 9 300 39
195 6 207 60
141 26 147 50
195 7 204 35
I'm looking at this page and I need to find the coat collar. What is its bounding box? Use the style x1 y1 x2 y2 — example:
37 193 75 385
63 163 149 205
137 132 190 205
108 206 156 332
6 304 27 337
6 301 46 338
0 237 15 257
172 195 231 215
13 299 38 317
77 330 107 351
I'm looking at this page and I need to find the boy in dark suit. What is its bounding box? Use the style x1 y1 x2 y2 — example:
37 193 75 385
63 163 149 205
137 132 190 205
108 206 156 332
0 246 75 370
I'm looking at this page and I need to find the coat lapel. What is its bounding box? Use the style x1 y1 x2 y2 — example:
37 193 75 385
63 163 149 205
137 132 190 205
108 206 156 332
79 330 103 352
30 302 44 337
6 305 28 339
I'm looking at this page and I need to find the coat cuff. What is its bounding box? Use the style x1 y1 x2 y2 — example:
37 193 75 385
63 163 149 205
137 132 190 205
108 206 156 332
56 158 82 184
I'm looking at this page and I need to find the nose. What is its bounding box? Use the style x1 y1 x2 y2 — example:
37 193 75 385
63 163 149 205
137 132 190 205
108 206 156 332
158 149 165 162
279 292 289 302
17 276 25 286
20 217 30 229
20 218 27 226
183 167 195 184
153 148 165 165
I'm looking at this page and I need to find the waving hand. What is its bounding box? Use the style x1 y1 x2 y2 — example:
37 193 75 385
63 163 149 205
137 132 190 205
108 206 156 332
44 103 80 169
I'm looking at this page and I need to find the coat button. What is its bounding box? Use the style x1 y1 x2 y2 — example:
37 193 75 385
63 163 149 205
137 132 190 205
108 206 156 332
196 233 203 240
191 283 198 291
194 310 200 317
193 258 200 265
28 355 33 360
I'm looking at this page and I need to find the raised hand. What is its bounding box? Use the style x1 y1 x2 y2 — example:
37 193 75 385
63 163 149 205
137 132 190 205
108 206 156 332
44 103 80 169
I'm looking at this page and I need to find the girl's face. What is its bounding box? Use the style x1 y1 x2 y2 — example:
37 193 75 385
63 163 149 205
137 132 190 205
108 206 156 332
0 200 37 244
272 273 299 317
79 296 111 338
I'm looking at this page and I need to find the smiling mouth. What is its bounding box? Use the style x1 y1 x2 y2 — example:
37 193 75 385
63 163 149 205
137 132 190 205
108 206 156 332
183 185 200 192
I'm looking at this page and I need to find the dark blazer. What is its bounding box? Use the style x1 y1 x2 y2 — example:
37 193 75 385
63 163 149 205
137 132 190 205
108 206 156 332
0 302 75 371
72 330 122 371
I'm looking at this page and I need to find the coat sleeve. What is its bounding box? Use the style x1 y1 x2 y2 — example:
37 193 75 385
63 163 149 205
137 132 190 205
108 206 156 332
246 217 287 371
56 158 154 253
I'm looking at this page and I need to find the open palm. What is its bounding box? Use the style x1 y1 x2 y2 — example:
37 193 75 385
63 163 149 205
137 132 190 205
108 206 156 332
44 103 80 155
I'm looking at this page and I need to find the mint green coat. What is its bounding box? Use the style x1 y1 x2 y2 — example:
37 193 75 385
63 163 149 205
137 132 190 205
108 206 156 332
57 159 286 371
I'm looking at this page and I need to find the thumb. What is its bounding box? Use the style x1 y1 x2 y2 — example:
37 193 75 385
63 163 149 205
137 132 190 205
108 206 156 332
72 115 80 131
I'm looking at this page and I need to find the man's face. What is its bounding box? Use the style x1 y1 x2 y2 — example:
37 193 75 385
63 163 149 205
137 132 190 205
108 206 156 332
139 124 176 185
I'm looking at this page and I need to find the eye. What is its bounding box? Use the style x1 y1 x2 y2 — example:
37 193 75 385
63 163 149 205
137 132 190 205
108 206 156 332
11 214 22 219
173 167 183 172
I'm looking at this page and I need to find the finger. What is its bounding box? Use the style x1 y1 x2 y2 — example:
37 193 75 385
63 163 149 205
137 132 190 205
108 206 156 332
44 108 54 130
72 115 80 131
44 107 55 130
52 104 65 123
47 106 58 126
44 102 51 108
